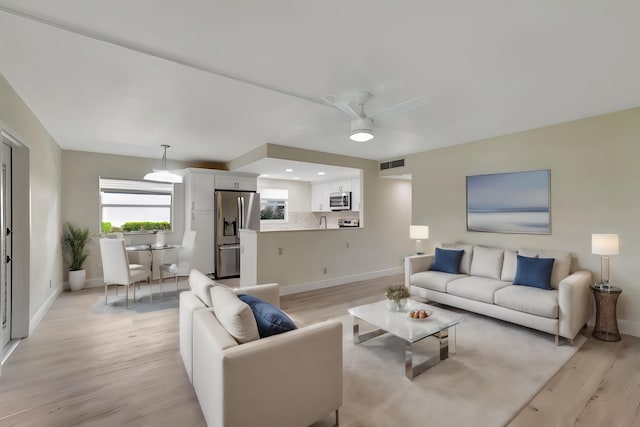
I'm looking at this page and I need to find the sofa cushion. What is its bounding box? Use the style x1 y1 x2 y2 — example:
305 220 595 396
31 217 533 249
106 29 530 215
442 243 474 274
518 248 571 289
431 247 464 274
410 271 467 292
447 276 510 304
501 249 518 282
470 246 504 280
189 269 216 307
494 285 559 319
513 255 554 290
211 285 260 344
237 294 297 338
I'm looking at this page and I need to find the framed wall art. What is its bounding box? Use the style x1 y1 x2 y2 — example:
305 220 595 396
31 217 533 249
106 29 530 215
466 170 550 234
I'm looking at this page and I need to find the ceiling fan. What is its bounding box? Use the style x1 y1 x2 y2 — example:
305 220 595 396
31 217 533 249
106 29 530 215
321 91 426 142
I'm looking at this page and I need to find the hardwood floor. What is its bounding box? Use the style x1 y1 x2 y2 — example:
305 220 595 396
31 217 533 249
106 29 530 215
0 276 638 426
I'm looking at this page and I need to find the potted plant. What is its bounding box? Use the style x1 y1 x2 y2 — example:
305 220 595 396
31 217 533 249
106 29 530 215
63 223 92 291
385 285 410 311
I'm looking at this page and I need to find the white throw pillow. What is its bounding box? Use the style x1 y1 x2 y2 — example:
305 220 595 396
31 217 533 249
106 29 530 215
501 249 518 282
210 285 260 344
189 269 216 307
470 246 504 280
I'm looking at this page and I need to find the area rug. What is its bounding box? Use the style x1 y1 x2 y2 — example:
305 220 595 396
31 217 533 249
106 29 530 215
89 284 183 314
331 309 584 427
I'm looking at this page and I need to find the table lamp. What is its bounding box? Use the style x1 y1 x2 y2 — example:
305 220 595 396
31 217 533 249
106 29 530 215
592 233 619 287
410 225 429 255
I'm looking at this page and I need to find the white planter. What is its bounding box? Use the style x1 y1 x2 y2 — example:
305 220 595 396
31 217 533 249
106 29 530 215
69 269 86 291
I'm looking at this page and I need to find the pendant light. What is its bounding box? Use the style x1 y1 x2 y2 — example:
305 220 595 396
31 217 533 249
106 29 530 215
143 144 183 183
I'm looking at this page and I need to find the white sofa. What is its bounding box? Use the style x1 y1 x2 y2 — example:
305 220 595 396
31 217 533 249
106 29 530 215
405 244 592 344
180 270 343 427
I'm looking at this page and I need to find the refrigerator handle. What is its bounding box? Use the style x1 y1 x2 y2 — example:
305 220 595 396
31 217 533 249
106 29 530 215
239 196 245 229
237 196 243 230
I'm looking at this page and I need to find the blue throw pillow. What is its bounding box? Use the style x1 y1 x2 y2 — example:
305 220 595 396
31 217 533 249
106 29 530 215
430 247 464 274
237 294 297 338
513 255 555 290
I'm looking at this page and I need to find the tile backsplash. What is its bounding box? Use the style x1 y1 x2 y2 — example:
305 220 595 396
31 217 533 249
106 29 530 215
260 211 360 231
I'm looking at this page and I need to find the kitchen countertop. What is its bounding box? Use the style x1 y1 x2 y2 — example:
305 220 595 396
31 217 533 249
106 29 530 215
259 227 361 232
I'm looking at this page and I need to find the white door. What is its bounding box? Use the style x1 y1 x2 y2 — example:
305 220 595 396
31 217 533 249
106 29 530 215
1 142 12 351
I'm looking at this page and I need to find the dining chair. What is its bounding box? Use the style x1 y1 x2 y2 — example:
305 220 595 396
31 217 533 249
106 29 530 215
159 230 197 294
107 231 145 271
100 238 152 309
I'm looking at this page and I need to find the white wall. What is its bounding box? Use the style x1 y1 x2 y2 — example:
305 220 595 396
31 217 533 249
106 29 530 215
61 150 189 283
0 73 62 335
406 107 640 336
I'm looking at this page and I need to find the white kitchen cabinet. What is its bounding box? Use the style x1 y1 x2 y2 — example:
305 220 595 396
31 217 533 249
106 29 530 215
214 174 257 192
184 170 216 211
189 210 215 274
311 182 330 212
333 180 351 193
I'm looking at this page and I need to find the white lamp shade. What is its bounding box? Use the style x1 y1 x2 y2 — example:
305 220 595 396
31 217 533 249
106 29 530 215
410 225 429 240
592 234 619 255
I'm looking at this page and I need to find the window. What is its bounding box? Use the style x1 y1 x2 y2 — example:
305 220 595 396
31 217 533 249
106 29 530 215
260 189 288 222
99 178 173 233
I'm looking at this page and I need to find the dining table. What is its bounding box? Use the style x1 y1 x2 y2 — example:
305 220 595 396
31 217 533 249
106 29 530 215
126 243 179 300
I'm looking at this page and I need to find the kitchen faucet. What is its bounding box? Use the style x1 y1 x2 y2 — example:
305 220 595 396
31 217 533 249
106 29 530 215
319 215 327 229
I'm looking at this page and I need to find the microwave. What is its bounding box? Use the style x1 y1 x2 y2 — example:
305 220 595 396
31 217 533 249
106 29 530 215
330 192 351 211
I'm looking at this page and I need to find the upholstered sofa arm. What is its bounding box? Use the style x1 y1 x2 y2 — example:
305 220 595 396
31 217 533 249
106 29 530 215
233 283 280 308
179 291 210 382
405 254 434 288
193 311 342 427
558 270 593 340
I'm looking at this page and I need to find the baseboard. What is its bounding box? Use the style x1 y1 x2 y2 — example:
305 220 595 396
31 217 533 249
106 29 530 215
618 318 640 338
29 287 61 336
83 278 105 289
279 267 404 296
63 277 104 290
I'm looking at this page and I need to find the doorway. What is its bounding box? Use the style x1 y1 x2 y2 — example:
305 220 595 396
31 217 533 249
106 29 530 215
1 141 12 352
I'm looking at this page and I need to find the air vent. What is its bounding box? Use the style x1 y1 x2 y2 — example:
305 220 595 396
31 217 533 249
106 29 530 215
379 158 405 170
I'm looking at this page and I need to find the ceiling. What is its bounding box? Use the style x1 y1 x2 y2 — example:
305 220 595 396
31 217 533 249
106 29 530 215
1 1 640 165
234 158 360 183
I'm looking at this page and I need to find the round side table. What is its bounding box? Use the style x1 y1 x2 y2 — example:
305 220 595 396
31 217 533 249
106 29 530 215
590 283 622 342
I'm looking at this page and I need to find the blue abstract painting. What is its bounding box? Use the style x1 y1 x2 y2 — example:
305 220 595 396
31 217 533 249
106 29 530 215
466 170 550 234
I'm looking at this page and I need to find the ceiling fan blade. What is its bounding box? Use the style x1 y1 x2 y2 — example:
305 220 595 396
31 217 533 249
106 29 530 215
369 96 427 121
321 95 365 120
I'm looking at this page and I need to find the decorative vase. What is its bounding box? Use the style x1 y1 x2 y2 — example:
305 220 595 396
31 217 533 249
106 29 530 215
387 298 407 311
69 269 86 291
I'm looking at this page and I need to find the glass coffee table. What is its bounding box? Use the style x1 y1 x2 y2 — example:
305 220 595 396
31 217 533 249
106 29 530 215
348 300 464 380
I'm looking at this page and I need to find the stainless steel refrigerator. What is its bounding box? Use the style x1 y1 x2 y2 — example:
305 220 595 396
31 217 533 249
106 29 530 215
214 190 260 278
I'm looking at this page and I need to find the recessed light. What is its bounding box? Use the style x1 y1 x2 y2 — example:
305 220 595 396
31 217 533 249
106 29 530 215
261 174 271 178
293 177 300 180
317 172 326 176
285 168 293 172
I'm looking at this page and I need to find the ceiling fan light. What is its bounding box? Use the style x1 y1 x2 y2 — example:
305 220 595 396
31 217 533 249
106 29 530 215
350 117 374 142
350 131 374 142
